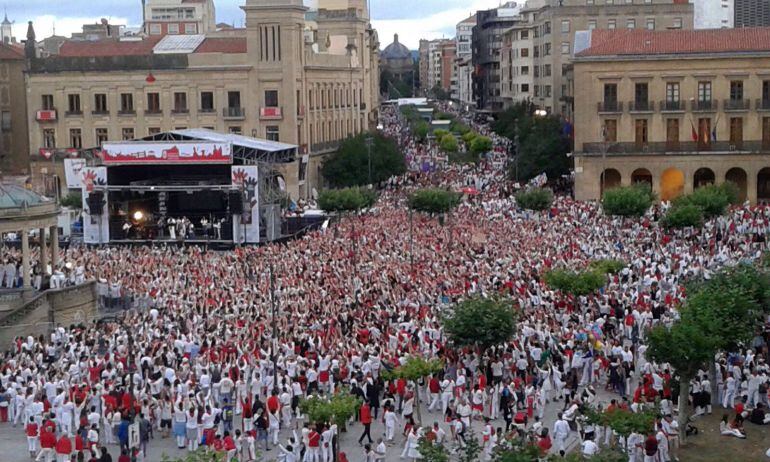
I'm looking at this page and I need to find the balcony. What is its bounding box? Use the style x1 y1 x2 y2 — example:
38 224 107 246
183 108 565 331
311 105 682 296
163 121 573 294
223 107 245 120
171 107 190 115
723 98 750 111
597 101 622 114
628 100 653 113
659 100 684 112
691 99 717 112
310 141 341 153
36 109 57 122
144 109 163 116
91 109 110 116
260 106 283 120
118 109 136 116
756 99 770 111
580 140 767 156
65 109 83 117
198 108 217 115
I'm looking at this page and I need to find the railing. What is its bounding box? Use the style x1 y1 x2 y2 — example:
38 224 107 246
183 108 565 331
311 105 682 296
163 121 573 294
223 107 245 119
91 109 109 116
691 99 717 111
198 108 216 114
597 101 622 113
628 100 653 112
659 100 684 112
310 141 341 153
171 108 190 114
756 99 770 111
723 98 750 111
64 110 83 117
580 140 769 156
118 109 136 115
144 109 163 115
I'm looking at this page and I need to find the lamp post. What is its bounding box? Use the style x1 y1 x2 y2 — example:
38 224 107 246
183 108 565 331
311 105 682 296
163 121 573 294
269 260 278 394
365 135 373 185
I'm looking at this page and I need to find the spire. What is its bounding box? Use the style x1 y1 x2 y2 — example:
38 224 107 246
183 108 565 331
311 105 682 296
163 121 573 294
394 33 399 44
2 6 8 25
24 20 35 59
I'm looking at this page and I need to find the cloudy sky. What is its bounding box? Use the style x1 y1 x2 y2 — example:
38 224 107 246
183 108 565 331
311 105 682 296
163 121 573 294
6 0 507 50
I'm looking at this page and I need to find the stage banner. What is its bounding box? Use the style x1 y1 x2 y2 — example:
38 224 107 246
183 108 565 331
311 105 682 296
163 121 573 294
63 158 87 189
101 142 232 165
81 167 109 244
231 166 260 244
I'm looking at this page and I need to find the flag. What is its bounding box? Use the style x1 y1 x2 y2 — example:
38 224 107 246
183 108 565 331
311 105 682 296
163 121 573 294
691 122 698 142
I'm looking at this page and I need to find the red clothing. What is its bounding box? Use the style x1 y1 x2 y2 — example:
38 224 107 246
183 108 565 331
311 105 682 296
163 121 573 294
25 423 38 437
538 436 552 456
308 431 321 448
224 436 236 451
360 404 372 425
55 435 72 455
428 378 440 394
40 430 56 449
118 455 131 462
267 396 280 413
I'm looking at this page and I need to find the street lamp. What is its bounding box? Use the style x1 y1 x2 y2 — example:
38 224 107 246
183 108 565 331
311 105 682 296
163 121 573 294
365 136 374 185
269 261 278 394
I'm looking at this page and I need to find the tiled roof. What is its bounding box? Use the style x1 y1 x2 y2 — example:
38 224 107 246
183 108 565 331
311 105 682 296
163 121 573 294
0 43 24 60
195 37 247 53
58 37 162 57
576 27 770 58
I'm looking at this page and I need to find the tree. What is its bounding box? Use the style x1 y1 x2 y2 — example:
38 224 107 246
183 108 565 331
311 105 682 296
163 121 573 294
407 189 461 216
439 134 459 153
676 183 736 218
317 188 377 213
470 136 493 155
588 259 626 275
514 115 571 181
433 129 449 139
660 203 703 229
418 436 450 462
515 188 554 211
429 84 450 101
321 133 406 188
602 184 654 217
493 442 542 462
60 192 82 209
413 121 430 142
443 297 517 352
161 449 228 462
299 391 362 431
462 131 478 145
544 269 606 296
458 430 482 462
384 357 443 425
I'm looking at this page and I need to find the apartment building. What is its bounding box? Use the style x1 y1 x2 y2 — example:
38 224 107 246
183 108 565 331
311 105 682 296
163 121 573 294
143 0 217 36
692 0 734 28
472 2 521 112
499 0 693 116
453 15 476 104
572 28 770 204
734 0 770 27
25 0 380 199
0 43 28 174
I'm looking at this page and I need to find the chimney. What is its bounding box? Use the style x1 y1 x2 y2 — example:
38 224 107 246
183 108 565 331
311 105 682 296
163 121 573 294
25 21 35 59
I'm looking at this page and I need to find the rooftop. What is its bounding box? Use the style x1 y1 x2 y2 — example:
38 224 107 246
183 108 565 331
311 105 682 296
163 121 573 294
576 27 770 59
381 33 412 60
0 43 24 60
56 34 249 58
0 184 49 209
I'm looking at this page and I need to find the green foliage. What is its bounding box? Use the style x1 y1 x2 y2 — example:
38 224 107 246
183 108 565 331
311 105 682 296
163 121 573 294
515 188 554 211
688 264 770 313
462 131 478 145
321 133 406 188
451 121 471 135
60 192 82 209
458 430 482 462
647 320 719 384
661 203 703 229
161 449 227 462
407 188 461 215
414 121 430 142
470 135 493 155
418 436 450 462
430 84 451 101
556 449 628 462
493 443 542 462
675 182 738 218
443 297 517 351
588 259 626 275
317 187 377 213
299 391 362 428
544 268 607 296
448 151 478 165
433 129 449 139
597 408 657 438
435 112 453 121
681 286 759 351
439 134 459 153
383 357 443 382
602 184 654 217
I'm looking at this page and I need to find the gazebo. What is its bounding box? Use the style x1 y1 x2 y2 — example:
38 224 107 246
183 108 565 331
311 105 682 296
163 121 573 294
0 184 60 288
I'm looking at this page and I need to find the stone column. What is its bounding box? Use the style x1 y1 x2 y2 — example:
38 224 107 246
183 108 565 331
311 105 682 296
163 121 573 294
21 229 30 289
39 227 48 275
50 225 59 271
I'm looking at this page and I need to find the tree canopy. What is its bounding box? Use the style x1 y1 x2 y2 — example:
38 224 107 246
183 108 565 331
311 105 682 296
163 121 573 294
299 391 361 428
408 189 461 215
442 297 517 351
317 187 377 213
515 188 554 211
321 133 406 188
601 184 654 217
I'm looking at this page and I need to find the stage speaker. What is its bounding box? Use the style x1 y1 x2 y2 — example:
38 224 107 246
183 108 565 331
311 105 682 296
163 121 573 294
229 191 243 215
87 191 104 215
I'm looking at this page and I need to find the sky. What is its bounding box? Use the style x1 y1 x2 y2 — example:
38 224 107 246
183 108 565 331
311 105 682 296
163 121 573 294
5 0 508 50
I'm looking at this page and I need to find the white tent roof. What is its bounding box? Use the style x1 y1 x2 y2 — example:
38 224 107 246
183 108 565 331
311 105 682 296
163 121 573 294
169 128 297 153
153 34 206 54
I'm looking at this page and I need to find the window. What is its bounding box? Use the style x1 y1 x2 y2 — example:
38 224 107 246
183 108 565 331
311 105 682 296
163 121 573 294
122 128 134 141
666 82 680 103
521 66 529 75
603 119 617 142
730 81 744 101
666 119 679 149
561 42 570 55
95 128 108 146
168 23 179 35
521 83 529 92
173 92 188 112
604 83 618 105
265 90 279 107
634 82 649 108
544 64 552 77
120 93 134 113
730 117 743 148
266 126 280 142
0 111 9 132
43 129 56 148
545 85 552 97
544 43 551 56
69 129 82 149
634 119 648 147
42 94 54 110
646 19 655 30
588 20 597 30
148 127 161 136
534 66 540 78
149 24 162 35
200 91 214 112
587 0 594 4
521 48 528 57
184 23 197 34
561 20 570 33
698 81 712 102
94 93 108 113
764 81 770 103
228 126 242 135
147 93 160 113
626 19 636 29
608 19 616 29
672 17 683 29
67 94 81 113
544 22 551 34
520 30 528 39
763 117 770 149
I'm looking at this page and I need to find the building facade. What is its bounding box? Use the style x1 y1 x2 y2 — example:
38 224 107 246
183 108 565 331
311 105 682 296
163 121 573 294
453 15 476 103
499 0 693 116
692 0 734 29
572 28 770 204
143 0 217 36
472 2 521 112
25 0 380 199
735 0 770 27
439 40 456 93
0 43 28 174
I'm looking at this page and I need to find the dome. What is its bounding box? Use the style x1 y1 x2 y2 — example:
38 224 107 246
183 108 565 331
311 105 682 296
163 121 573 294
381 34 412 60
0 183 48 209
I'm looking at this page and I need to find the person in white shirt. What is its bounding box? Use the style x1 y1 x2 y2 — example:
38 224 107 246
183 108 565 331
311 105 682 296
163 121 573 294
553 413 571 457
581 437 599 457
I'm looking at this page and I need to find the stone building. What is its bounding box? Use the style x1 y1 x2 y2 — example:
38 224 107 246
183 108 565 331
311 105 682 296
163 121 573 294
572 28 770 204
24 0 380 199
0 42 28 175
454 15 476 106
380 34 413 81
143 0 217 36
472 1 521 112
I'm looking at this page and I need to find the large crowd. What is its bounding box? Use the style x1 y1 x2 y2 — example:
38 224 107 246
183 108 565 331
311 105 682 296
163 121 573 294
0 104 769 462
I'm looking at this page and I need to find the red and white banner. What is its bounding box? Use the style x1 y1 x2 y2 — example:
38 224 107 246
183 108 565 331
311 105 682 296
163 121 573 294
101 142 232 165
39 148 53 159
